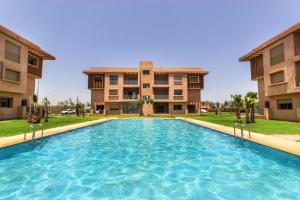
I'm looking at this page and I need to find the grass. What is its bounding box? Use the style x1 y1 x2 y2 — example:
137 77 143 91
0 115 104 137
189 112 300 135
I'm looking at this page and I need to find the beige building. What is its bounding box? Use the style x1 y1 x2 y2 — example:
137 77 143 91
83 61 208 115
240 22 300 121
0 25 55 120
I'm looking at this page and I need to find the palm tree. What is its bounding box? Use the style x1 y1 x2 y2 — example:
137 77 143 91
146 98 154 116
137 99 145 116
43 97 50 123
244 96 251 123
246 92 258 123
231 94 244 123
32 94 38 114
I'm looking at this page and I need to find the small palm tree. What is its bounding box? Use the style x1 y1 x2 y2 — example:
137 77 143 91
231 94 244 123
146 98 154 116
246 92 258 123
244 96 251 123
43 97 50 123
32 94 38 113
137 99 145 116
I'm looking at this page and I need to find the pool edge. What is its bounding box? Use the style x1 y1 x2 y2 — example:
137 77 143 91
178 117 300 157
0 118 112 149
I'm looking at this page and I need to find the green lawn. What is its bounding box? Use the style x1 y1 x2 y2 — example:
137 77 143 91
0 115 104 137
190 112 300 135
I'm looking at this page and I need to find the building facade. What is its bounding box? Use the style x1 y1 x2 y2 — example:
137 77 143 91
240 22 300 121
0 25 55 120
83 61 208 115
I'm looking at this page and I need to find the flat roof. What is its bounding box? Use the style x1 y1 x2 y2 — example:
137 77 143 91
239 22 300 61
0 25 55 60
83 66 208 75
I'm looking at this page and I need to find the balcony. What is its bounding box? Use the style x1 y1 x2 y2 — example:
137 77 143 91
154 80 168 85
154 94 169 99
123 79 138 85
295 62 300 87
295 32 300 56
123 94 138 100
154 74 169 85
173 95 184 100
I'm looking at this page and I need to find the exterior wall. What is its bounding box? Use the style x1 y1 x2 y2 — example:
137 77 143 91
86 61 207 115
268 93 300 121
0 33 40 120
249 32 300 121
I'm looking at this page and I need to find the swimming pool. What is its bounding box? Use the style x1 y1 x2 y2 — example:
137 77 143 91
0 119 299 199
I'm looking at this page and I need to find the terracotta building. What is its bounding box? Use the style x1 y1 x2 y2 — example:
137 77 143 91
0 25 55 120
240 22 300 121
83 61 208 115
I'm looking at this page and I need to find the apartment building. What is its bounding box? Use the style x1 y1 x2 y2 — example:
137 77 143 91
240 22 300 121
83 61 208 115
0 25 55 120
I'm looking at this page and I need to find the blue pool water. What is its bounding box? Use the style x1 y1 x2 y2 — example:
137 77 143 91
0 119 300 199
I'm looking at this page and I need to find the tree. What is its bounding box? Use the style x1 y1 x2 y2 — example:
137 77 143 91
231 94 244 123
244 96 251 123
146 99 154 116
43 97 50 123
246 92 258 123
32 94 38 113
137 99 145 116
215 102 221 115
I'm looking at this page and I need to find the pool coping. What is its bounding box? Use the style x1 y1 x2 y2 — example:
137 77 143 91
1 117 300 157
0 118 112 148
178 117 300 157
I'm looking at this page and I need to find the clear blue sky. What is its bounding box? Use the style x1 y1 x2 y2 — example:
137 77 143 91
1 0 299 104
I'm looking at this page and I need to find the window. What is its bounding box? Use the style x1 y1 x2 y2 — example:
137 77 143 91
270 71 284 84
277 99 292 110
21 99 28 107
189 76 198 83
110 103 119 110
110 75 118 85
94 75 102 82
5 69 20 82
143 70 150 75
0 98 13 108
143 95 150 100
174 105 182 110
28 54 39 67
270 44 284 65
109 89 118 96
174 74 182 85
174 89 183 96
5 41 20 63
143 83 150 88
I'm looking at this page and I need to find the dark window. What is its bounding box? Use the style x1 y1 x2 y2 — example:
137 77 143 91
21 99 28 107
174 74 182 85
0 98 13 108
5 41 20 63
270 44 284 65
28 54 38 67
143 83 150 88
143 70 150 75
265 101 270 109
5 69 20 82
277 99 292 110
174 105 182 110
110 103 119 110
94 75 102 82
270 71 284 84
174 90 183 95
110 75 118 85
109 89 118 96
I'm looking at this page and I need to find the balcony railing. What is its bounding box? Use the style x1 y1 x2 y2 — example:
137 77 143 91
154 94 169 99
154 80 168 85
123 95 138 99
124 80 138 85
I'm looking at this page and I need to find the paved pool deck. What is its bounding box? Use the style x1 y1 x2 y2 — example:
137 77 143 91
0 118 112 148
0 117 299 157
178 117 300 157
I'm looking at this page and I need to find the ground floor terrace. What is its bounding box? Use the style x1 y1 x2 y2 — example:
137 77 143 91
93 102 202 115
